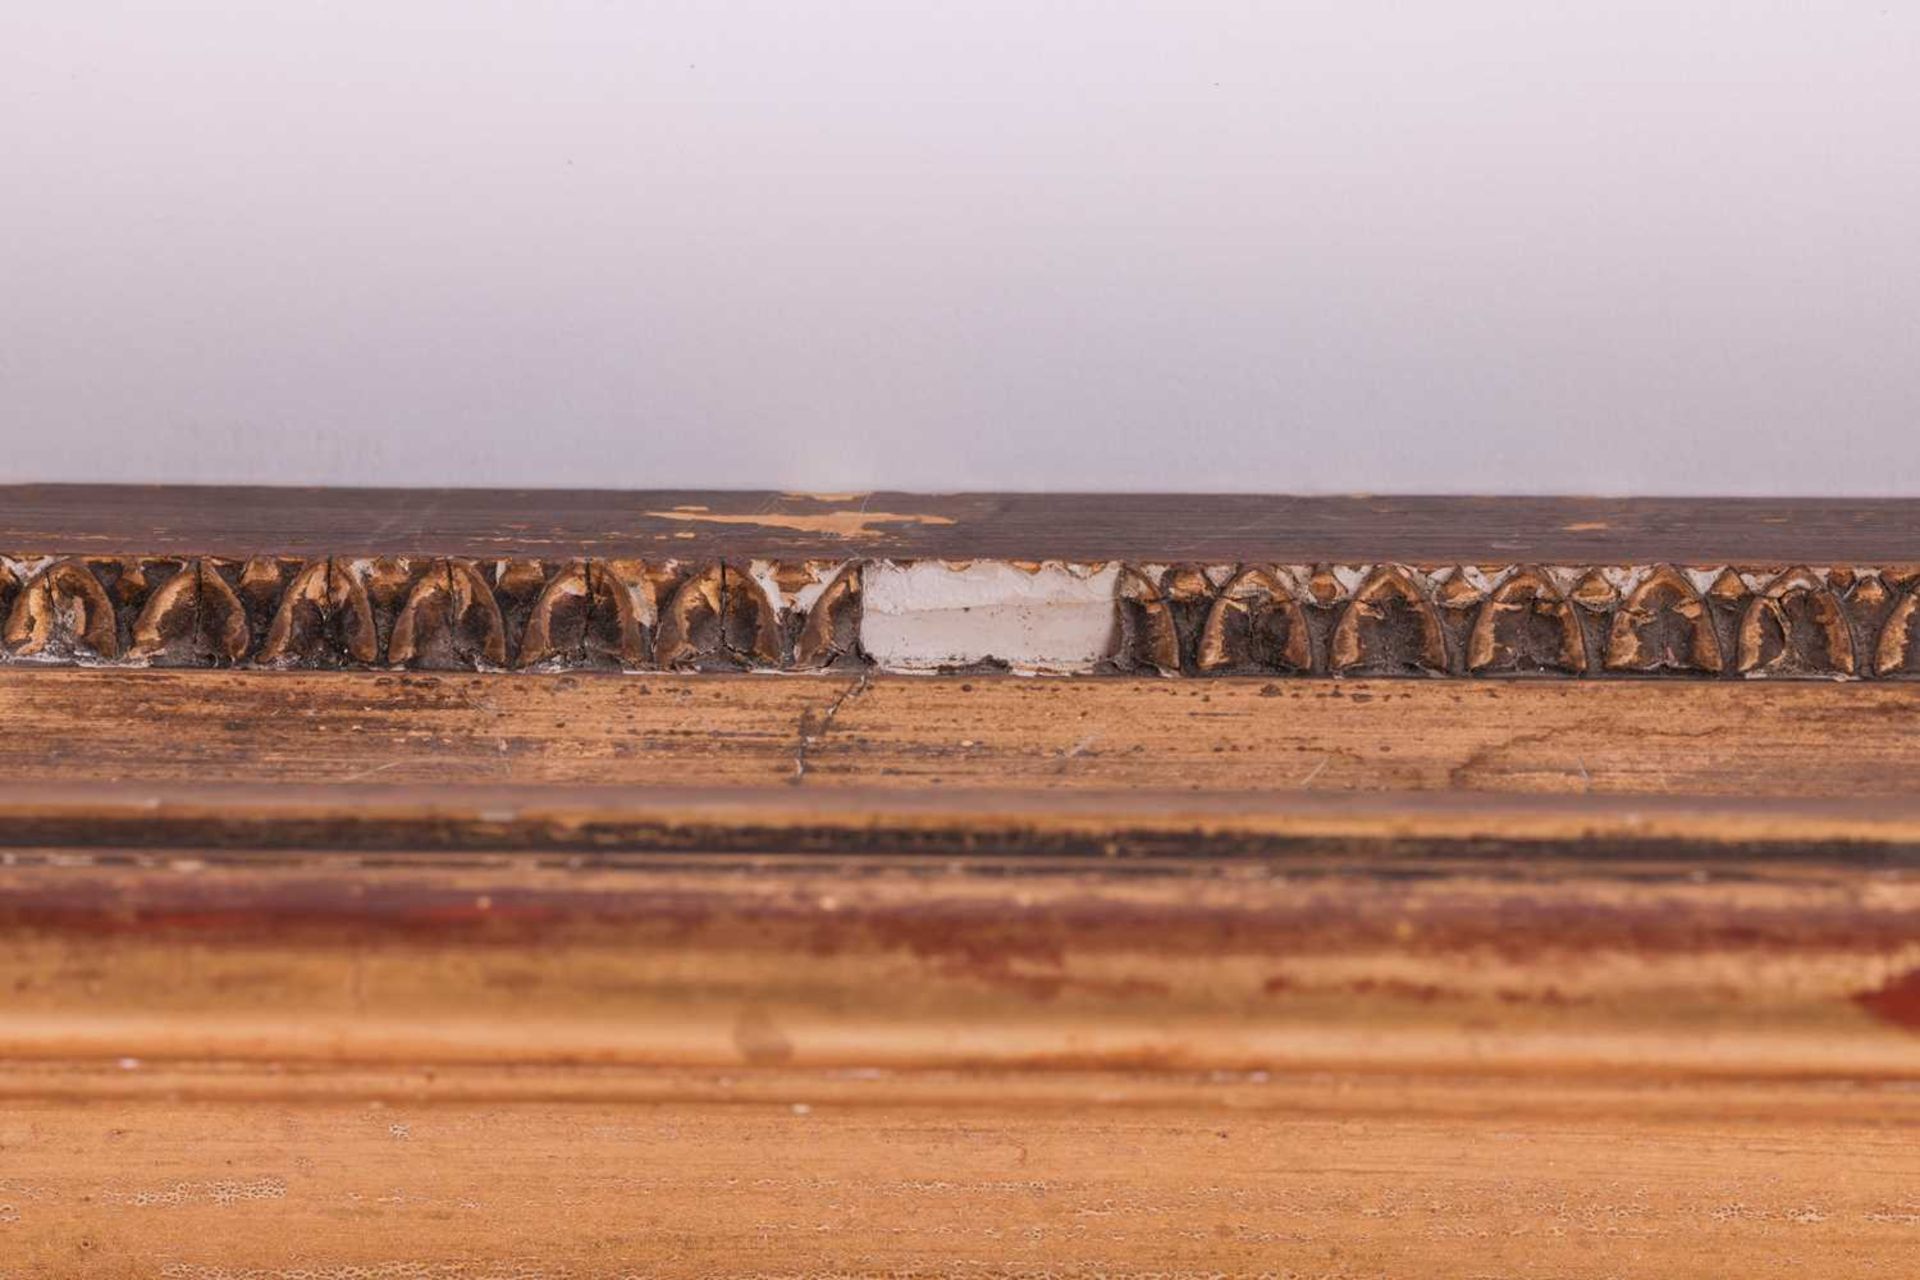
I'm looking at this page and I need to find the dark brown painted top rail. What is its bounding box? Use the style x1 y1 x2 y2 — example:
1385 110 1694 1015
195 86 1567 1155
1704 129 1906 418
2 486 1916 562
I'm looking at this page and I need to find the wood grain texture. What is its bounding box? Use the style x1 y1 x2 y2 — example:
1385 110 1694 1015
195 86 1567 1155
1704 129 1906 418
8 779 1920 861
3 1066 1916 1279
5 489 1918 678
1 668 1915 797
0 575 1915 1275
4 485 1917 561
1 827 1916 1274
0 670 1913 1274
2 849 1915 1077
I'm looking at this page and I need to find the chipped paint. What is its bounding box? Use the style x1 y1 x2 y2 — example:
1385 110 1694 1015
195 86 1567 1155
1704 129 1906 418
643 509 958 539
747 560 853 615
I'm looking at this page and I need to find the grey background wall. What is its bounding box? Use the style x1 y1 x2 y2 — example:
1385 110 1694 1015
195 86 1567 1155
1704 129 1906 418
3 3 1915 494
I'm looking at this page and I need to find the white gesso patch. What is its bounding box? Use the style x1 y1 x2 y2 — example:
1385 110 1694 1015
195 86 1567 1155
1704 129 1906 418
747 559 853 614
860 561 1121 672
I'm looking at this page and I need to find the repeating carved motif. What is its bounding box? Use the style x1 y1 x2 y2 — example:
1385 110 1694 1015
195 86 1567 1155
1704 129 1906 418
260 559 379 667
129 560 250 665
1113 566 1182 675
1467 567 1586 675
792 563 865 670
1198 568 1311 675
517 560 652 670
1329 567 1449 676
0 554 1914 678
1878 581 1920 677
389 560 508 670
651 563 768 670
5 558 122 660
1735 568 1854 676
1604 566 1723 675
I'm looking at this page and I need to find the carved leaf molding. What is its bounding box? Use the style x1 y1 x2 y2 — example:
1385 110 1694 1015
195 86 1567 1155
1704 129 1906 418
1 555 1915 678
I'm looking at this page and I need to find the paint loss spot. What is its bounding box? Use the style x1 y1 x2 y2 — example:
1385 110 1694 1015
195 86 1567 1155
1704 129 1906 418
644 509 957 538
1855 967 1920 1032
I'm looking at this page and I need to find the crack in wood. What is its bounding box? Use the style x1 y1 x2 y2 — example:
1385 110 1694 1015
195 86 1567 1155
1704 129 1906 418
791 671 871 783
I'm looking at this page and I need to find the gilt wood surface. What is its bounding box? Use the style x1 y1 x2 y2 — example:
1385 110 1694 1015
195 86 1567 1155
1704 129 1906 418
2 487 1918 678
0 668 1914 1084
9 778 1920 860
3 839 1917 1077
2 818 1918 1276
1 489 1917 1275
1 668 1915 797
3 786 1918 1273
3 1068 1917 1280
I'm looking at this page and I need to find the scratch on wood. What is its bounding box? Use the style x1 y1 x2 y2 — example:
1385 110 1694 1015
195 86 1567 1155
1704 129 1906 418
791 671 870 783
